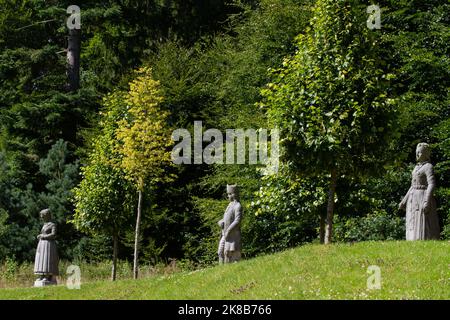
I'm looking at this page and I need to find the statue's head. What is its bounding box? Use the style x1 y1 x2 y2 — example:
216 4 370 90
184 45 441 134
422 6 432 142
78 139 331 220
416 143 431 162
226 184 239 202
40 208 51 222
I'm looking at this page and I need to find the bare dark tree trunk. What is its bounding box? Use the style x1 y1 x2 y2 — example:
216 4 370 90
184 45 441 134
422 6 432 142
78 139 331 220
319 213 326 244
67 28 80 91
324 168 338 245
111 232 118 281
133 189 143 279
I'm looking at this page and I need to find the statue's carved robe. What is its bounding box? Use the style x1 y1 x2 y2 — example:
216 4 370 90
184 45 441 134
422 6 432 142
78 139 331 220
218 200 242 263
400 162 440 240
34 222 59 276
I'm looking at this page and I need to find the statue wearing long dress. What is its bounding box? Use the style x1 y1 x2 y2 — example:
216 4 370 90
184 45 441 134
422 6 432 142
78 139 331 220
399 143 440 240
218 185 242 263
34 208 59 286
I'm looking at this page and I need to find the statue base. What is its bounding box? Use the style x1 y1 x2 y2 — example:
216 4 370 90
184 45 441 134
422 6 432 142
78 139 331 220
34 278 57 287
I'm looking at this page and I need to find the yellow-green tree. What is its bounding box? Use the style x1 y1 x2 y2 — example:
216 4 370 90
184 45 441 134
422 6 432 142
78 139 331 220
115 67 175 279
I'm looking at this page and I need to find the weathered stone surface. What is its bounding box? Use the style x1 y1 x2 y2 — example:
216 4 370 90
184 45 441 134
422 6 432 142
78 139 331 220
33 208 59 286
218 185 242 263
399 143 440 240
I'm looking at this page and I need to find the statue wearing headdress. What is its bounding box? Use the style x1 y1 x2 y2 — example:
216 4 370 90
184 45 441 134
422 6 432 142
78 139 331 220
34 208 59 286
218 185 242 263
399 143 440 240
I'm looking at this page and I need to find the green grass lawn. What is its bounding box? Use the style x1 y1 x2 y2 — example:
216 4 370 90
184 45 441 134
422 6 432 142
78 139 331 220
0 241 448 300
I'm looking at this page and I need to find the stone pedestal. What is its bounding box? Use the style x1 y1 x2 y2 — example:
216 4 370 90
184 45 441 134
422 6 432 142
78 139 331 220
34 278 57 287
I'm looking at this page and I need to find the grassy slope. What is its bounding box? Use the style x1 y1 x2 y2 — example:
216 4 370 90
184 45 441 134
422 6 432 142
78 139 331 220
0 241 448 300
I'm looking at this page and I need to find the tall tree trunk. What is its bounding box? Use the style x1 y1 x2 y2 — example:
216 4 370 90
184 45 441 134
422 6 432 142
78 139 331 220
319 212 326 244
324 168 338 245
133 189 143 279
111 232 118 281
67 28 80 91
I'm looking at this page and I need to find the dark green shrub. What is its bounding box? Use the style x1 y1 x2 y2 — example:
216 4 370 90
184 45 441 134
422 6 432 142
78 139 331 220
334 211 405 242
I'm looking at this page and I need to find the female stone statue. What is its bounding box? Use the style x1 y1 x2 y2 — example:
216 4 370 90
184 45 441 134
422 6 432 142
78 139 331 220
399 143 440 240
34 208 59 286
218 185 242 263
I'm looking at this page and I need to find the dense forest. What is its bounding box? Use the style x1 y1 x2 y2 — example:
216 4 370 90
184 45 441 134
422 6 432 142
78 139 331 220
0 0 449 274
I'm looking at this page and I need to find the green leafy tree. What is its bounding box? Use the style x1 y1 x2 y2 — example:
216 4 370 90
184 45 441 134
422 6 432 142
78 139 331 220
145 0 315 262
72 92 135 281
0 0 237 263
378 0 450 237
262 0 398 244
248 164 324 254
114 67 175 279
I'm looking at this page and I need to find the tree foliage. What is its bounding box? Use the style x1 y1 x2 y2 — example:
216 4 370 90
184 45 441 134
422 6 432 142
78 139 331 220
2 0 450 267
115 67 175 190
72 114 135 237
72 90 136 279
264 0 398 175
262 0 399 243
0 0 237 263
112 67 174 278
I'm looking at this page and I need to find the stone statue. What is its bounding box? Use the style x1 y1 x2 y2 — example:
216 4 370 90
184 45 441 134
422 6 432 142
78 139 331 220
399 143 440 240
218 184 242 263
34 208 59 286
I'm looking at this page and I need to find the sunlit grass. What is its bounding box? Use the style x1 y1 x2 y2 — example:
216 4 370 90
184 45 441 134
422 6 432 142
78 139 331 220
0 241 448 300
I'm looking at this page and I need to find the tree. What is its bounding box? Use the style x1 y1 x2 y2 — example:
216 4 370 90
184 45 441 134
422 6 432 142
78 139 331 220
248 164 324 255
72 92 135 281
67 27 81 91
0 139 80 261
39 140 78 219
262 0 398 244
38 139 80 258
145 0 315 263
0 208 9 259
379 0 450 238
114 67 175 279
0 0 235 262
